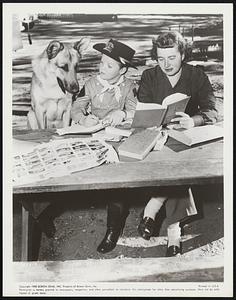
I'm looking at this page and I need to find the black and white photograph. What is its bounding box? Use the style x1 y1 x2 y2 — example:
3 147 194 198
3 2 233 297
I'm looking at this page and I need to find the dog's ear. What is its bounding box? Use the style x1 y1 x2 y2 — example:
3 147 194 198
46 41 64 60
73 37 90 55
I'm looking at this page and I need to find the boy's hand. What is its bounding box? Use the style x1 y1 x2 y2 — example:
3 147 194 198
80 114 99 127
170 112 194 129
103 110 126 127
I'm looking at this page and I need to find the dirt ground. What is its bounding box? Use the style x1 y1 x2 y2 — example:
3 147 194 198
13 184 223 264
12 15 224 281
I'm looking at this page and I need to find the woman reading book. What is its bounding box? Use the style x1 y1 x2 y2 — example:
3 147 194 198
71 39 137 254
137 31 218 256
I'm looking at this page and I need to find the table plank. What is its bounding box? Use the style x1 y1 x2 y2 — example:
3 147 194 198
13 158 223 194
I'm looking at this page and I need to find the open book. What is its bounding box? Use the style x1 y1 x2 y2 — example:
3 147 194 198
56 122 106 136
132 93 190 128
57 121 134 137
168 124 223 146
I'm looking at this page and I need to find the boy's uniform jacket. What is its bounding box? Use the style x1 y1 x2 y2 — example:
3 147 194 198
71 75 137 123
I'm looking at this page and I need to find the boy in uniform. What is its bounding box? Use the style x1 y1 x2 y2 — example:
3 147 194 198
71 39 137 254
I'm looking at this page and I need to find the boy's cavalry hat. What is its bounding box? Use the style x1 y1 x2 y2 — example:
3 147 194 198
93 39 137 69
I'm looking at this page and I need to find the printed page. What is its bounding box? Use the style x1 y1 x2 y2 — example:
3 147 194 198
12 138 114 186
184 125 224 145
168 125 224 146
12 149 50 186
37 142 71 177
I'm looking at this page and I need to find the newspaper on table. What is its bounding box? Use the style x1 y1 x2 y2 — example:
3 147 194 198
12 137 119 186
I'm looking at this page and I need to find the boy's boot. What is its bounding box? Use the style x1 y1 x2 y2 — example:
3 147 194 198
35 210 56 238
97 201 129 254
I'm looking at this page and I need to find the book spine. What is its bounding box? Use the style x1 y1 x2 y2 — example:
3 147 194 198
118 150 143 160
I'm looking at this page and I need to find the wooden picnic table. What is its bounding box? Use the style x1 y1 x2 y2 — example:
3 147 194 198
13 129 223 261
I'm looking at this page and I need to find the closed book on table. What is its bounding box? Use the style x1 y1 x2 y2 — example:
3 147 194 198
118 128 161 160
168 125 223 146
132 93 190 128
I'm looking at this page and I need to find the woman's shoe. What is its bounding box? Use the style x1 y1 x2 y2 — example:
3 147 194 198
97 228 122 254
138 217 155 240
166 244 182 257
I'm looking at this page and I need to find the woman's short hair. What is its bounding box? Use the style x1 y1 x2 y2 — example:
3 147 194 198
151 31 187 60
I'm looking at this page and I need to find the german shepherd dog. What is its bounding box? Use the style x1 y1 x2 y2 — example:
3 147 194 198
27 38 90 129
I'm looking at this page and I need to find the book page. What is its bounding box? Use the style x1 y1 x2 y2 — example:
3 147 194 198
56 122 105 135
136 101 163 110
162 93 189 107
169 125 224 146
36 143 69 177
184 125 224 145
12 138 117 186
13 149 52 186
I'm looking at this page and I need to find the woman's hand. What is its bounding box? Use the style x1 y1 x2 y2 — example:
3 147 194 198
80 114 99 127
103 110 126 127
170 112 194 129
